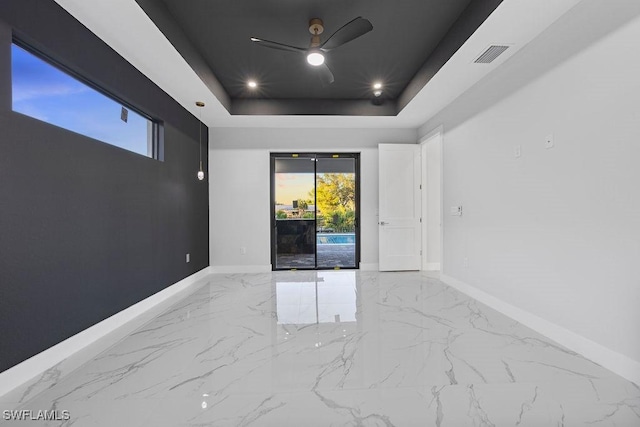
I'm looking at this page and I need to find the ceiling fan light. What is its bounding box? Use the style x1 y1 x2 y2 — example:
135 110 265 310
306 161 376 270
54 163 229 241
373 89 383 97
307 51 325 66
373 82 383 90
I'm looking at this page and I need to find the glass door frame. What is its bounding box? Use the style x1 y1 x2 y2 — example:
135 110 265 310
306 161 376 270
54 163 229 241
270 152 360 271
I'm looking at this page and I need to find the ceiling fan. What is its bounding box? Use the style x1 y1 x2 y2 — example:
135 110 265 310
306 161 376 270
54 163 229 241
250 17 373 85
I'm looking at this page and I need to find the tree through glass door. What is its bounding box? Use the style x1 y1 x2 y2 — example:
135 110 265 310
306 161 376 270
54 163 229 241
271 153 359 270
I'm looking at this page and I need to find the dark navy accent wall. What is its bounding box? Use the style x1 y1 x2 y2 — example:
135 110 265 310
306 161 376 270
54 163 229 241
0 0 209 373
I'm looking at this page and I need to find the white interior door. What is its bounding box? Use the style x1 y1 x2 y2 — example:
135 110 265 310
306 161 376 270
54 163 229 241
378 144 421 271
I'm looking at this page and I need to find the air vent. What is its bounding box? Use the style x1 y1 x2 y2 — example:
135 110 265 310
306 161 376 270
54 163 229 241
474 45 509 64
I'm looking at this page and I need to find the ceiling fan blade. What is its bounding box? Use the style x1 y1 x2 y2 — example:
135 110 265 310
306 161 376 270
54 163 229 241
320 17 373 51
315 63 335 86
250 37 306 53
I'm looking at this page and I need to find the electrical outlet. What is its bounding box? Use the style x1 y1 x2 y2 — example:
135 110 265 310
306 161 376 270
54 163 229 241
545 134 554 149
186 253 190 263
463 257 468 268
240 247 247 255
514 145 521 158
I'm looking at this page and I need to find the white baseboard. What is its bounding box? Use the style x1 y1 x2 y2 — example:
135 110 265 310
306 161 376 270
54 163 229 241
0 267 212 402
210 264 272 274
359 262 379 271
440 273 640 387
423 262 441 271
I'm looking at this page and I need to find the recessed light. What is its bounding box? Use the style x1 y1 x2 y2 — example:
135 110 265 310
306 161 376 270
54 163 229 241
373 82 383 90
247 80 258 89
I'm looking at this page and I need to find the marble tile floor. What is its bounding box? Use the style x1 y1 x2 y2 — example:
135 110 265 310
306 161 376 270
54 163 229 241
2 271 639 426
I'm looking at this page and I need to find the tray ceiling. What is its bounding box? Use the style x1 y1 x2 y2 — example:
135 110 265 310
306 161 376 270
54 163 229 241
136 0 502 116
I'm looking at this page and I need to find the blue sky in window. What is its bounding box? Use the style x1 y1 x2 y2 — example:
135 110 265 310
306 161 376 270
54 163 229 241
11 44 150 157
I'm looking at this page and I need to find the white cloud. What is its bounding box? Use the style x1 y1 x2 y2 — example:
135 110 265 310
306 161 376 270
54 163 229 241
12 82 89 103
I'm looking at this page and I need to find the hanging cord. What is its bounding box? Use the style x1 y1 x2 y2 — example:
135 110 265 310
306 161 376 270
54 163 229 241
196 101 205 177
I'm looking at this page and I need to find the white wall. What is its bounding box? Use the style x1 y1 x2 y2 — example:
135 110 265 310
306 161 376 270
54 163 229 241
208 127 417 271
209 148 272 271
423 134 441 268
419 0 640 366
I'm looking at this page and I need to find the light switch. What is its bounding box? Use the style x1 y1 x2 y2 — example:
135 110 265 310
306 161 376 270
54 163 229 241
514 145 521 158
450 206 462 216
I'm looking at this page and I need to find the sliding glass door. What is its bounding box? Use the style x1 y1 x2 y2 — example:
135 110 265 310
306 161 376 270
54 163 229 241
271 153 359 270
272 154 317 269
315 156 357 268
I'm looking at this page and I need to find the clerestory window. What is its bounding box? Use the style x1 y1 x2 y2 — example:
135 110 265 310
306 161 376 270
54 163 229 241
11 41 162 159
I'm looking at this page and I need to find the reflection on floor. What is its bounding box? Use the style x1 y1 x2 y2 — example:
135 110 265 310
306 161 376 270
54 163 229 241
276 271 357 325
3 271 639 426
276 244 356 269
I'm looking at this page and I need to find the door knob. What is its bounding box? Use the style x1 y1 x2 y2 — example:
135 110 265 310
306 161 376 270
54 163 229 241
379 221 388 225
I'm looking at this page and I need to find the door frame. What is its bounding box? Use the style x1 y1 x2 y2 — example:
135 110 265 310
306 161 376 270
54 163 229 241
419 126 444 272
270 152 361 270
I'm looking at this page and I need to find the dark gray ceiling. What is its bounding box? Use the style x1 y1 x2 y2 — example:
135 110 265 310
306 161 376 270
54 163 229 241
136 0 502 116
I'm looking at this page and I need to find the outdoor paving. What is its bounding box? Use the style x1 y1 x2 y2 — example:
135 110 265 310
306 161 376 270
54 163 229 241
276 244 356 269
